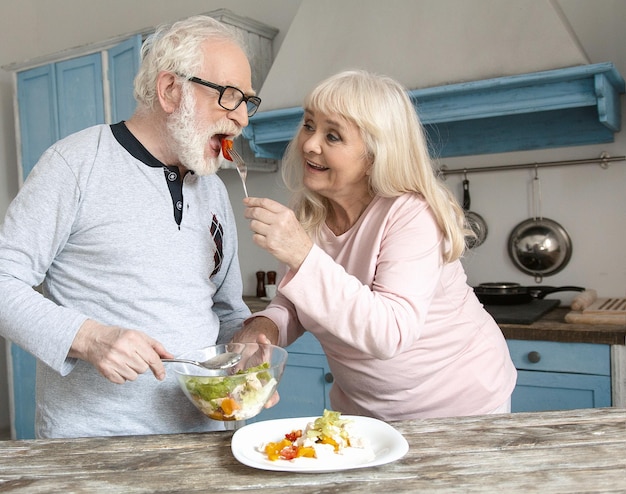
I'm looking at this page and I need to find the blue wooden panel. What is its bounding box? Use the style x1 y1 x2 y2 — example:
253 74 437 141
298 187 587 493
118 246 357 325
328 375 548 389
242 107 300 159
12 52 108 440
595 73 622 131
507 340 610 375
56 52 105 138
17 64 59 181
424 108 616 158
247 343 332 423
248 353 331 423
8 343 37 439
108 35 141 122
13 64 60 439
282 331 325 355
244 62 625 160
512 370 611 412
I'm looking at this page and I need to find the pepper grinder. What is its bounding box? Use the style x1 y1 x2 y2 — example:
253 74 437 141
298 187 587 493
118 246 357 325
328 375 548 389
256 271 266 298
267 271 276 286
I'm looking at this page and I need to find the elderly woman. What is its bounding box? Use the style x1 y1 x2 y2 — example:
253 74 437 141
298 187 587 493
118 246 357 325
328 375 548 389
235 70 516 420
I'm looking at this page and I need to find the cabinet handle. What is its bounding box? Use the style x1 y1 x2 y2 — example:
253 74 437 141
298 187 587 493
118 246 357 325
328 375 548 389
527 351 541 363
324 373 334 383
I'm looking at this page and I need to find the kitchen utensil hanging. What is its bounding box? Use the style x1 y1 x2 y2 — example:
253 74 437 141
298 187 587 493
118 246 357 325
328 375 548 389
462 172 488 249
507 168 572 282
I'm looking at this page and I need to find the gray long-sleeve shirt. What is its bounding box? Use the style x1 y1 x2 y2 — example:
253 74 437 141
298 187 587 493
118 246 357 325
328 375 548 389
0 123 251 438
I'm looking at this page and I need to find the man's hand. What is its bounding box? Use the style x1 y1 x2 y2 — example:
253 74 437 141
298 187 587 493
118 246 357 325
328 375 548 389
69 319 174 384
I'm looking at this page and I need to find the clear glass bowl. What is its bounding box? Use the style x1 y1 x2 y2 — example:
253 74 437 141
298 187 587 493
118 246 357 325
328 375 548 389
171 343 288 421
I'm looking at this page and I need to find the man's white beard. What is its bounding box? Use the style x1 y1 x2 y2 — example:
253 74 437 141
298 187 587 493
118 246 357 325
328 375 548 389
166 86 236 176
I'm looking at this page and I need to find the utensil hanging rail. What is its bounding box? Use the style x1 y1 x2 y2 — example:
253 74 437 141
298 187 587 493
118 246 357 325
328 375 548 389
438 152 625 177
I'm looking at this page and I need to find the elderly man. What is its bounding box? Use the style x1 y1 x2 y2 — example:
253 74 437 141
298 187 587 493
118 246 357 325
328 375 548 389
0 15 258 438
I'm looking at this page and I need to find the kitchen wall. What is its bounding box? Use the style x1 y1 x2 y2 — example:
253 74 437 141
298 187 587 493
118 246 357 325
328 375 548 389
1 0 625 432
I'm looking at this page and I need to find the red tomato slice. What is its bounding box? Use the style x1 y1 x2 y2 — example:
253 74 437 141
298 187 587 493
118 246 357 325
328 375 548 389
285 430 302 442
279 445 298 460
221 138 234 161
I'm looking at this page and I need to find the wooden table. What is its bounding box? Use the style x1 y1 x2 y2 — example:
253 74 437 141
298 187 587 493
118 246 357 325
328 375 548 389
1 408 624 493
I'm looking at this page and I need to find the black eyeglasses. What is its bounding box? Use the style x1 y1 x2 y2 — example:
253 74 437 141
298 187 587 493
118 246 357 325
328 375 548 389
184 75 261 117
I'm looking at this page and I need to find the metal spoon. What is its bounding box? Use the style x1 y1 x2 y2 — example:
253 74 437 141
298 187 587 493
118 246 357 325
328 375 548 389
162 352 242 370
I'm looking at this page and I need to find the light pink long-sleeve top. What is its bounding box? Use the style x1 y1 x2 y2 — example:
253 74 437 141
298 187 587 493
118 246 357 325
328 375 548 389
255 193 517 420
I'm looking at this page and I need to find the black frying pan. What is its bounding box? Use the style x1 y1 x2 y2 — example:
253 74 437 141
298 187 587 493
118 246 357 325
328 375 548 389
474 282 584 305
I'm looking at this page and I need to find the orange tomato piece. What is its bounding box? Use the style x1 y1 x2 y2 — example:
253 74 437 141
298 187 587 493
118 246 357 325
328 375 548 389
265 439 292 461
220 397 240 416
221 138 234 161
296 446 316 458
264 431 317 461
320 436 340 451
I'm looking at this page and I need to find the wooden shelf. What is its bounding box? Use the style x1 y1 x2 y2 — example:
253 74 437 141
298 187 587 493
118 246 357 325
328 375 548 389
244 62 625 159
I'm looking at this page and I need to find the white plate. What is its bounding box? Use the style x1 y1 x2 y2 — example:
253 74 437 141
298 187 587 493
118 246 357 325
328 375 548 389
231 415 409 473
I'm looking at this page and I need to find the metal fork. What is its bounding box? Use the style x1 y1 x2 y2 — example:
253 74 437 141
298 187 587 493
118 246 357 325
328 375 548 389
229 147 249 197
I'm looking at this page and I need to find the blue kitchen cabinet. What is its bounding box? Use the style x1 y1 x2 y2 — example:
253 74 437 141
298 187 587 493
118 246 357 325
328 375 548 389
17 52 105 181
248 332 332 423
8 36 140 439
507 339 611 412
16 65 59 180
55 53 105 139
249 335 613 423
12 52 105 440
107 35 142 123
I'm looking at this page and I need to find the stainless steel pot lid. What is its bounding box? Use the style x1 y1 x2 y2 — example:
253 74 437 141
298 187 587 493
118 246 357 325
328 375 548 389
507 170 573 282
507 217 572 279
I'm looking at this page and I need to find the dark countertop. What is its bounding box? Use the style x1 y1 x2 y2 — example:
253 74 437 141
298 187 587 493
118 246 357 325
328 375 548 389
244 297 626 346
499 307 626 345
244 296 270 314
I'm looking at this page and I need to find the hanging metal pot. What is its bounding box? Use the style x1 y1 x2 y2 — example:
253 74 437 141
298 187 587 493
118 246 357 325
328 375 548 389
508 170 572 282
462 175 488 249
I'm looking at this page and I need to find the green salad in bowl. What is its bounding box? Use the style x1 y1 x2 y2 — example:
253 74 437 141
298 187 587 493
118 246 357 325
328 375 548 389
172 343 288 421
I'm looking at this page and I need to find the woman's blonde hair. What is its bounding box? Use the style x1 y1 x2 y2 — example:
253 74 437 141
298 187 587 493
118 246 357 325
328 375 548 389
281 70 470 263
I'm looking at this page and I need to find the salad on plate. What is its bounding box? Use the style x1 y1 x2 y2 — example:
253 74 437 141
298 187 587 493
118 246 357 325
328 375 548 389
261 410 374 461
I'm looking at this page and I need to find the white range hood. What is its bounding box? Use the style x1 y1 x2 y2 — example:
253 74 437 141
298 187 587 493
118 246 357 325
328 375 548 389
258 0 588 110
243 0 625 160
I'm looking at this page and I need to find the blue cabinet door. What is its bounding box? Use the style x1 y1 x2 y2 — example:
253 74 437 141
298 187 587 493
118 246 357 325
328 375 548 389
249 353 332 422
17 64 59 181
507 339 612 413
7 342 38 439
55 53 105 139
512 370 612 412
248 333 332 423
10 39 139 440
107 35 141 122
13 64 63 439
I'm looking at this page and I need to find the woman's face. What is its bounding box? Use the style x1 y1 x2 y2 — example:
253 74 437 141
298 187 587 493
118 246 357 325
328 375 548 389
297 108 372 202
